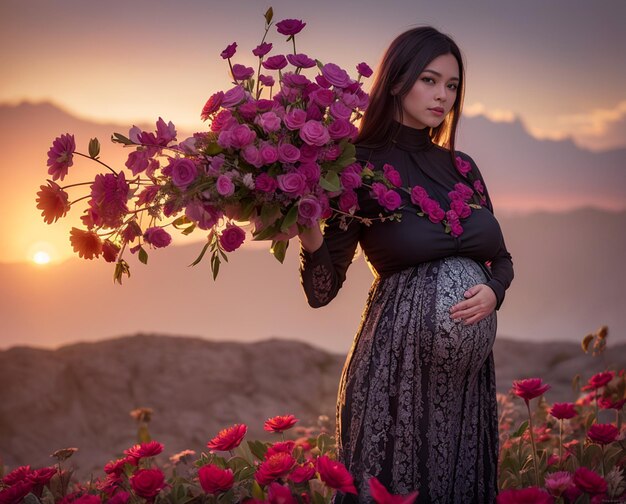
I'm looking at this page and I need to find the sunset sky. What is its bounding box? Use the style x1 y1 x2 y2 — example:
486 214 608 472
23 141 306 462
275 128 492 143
2 0 626 151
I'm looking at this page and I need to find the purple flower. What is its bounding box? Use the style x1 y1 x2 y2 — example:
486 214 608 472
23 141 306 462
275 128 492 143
144 227 172 248
89 172 129 228
473 179 485 193
185 201 222 230
278 143 301 163
377 188 401 211
328 119 352 140
297 162 321 185
310 89 335 108
241 144 262 167
339 190 359 213
321 63 351 88
257 111 282 133
450 199 471 218
232 64 254 81
454 182 474 200
262 55 288 70
299 120 330 146
171 158 198 189
276 19 306 36
298 196 322 226
125 150 150 175
259 144 279 165
340 170 362 190
221 42 237 59
259 74 275 87
299 144 320 162
450 221 463 237
282 73 311 87
252 42 273 57
229 124 257 149
284 108 307 130
255 173 277 193
238 102 257 121
221 85 246 108
287 53 316 68
411 185 429 205
155 117 177 145
47 133 76 181
277 172 307 196
356 62 373 78
219 223 245 252
216 175 235 197
422 198 445 223
329 101 352 120
383 164 402 187
315 74 331 89
455 156 472 177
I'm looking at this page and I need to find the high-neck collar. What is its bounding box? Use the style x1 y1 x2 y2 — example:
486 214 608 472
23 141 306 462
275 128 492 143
391 121 433 152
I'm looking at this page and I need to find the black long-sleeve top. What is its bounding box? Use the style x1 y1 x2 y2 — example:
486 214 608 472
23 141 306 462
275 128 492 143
299 122 514 310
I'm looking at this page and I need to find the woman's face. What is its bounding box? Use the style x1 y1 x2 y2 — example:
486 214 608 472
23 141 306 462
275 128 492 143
398 53 460 129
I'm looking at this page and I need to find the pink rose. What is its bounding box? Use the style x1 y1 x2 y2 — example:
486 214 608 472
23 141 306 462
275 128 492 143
322 144 341 162
297 162 320 184
259 144 279 165
217 129 233 149
340 92 359 108
211 110 234 132
144 227 171 248
450 199 471 219
277 172 307 196
356 62 373 78
316 74 331 89
321 63 351 88
573 467 607 496
511 378 551 402
232 64 254 81
587 423 619 445
329 101 352 120
125 441 163 459
284 109 307 130
297 197 322 226
382 164 402 187
255 173 278 193
230 124 257 149
275 19 306 36
306 103 324 122
287 53 316 68
216 175 235 196
299 144 320 162
222 85 246 108
289 463 316 484
207 424 247 452
450 220 464 238
310 89 335 107
257 111 281 133
242 145 262 167
340 170 362 190
238 102 258 121
252 42 273 57
411 185 429 205
129 469 165 499
262 55 288 70
339 190 359 213
316 456 357 495
254 453 296 486
171 158 198 189
380 189 401 211
454 182 474 200
299 121 330 146
328 119 352 140
473 179 485 193
278 143 301 163
185 201 222 229
455 155 472 177
267 482 297 504
219 224 246 252
496 487 554 504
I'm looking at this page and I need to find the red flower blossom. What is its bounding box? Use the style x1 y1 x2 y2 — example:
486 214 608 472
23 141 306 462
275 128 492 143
598 396 626 410
124 441 164 459
264 414 299 433
573 467 607 496
2 465 31 485
129 468 165 499
275 19 306 36
102 240 120 263
549 403 577 420
70 227 103 259
582 371 615 391
522 425 551 443
0 480 35 503
316 455 357 495
289 462 316 484
496 487 554 503
104 457 137 476
207 423 247 452
265 441 296 459
369 476 419 504
511 378 551 402
201 92 225 121
254 452 296 486
27 467 57 486
36 181 71 224
88 172 129 228
107 491 130 504
198 464 234 495
587 423 619 445
267 482 297 504
47 133 76 181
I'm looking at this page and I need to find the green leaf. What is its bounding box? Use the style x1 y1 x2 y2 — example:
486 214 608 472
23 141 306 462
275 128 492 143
211 253 221 280
22 494 41 504
511 420 529 438
181 223 196 236
280 205 298 233
253 223 279 241
264 6 273 24
247 440 268 461
138 247 148 265
189 241 211 267
172 215 190 228
319 171 341 192
238 199 257 221
271 239 289 263
260 203 281 226
316 433 336 455
311 491 326 504
205 142 223 156
88 137 100 158
113 259 131 284
111 132 134 145
251 481 265 500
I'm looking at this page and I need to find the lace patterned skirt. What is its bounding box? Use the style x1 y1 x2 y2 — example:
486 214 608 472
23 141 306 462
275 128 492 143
333 256 499 504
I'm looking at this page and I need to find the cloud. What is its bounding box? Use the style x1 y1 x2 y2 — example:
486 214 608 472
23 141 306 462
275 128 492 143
464 102 517 123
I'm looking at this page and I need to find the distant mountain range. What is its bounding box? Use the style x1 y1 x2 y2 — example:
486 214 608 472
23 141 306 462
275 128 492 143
1 334 623 479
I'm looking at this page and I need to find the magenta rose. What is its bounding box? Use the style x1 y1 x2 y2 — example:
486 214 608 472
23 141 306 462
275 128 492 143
254 453 296 486
306 103 324 122
573 467 607 496
328 119 352 140
316 456 357 495
450 220 464 237
450 199 471 218
125 441 163 459
356 62 373 78
321 63 351 88
220 42 237 59
257 111 281 133
219 223 246 252
262 55 288 70
284 109 307 130
238 102 258 121
496 487 554 503
171 158 198 189
455 156 472 177
421 198 444 223
310 89 335 108
211 110 234 132
289 463 316 484
340 170 362 190
298 196 322 226
329 101 353 121
511 378 551 402
144 227 171 248
282 73 311 87
275 19 306 36
411 185 429 205
454 182 474 200
129 469 165 499
382 164 402 187
198 465 234 495
379 189 401 211
299 144 320 162
287 53 316 68
125 150 149 175
232 64 254 81
259 144 279 165
252 42 273 57
255 173 278 193
299 121 330 146
216 175 235 196
339 190 359 213
278 143 301 163
242 145 262 167
229 124 257 149
221 85 246 108
297 162 320 184
277 172 307 196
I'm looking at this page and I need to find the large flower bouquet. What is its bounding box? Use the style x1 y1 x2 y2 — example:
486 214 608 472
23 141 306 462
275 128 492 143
36 8 399 281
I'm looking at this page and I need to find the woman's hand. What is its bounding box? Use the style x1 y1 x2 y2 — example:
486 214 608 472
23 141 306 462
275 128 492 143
298 223 323 253
449 284 497 325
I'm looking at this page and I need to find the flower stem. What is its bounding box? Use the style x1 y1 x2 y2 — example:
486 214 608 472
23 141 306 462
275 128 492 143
558 419 563 470
526 400 540 487
74 151 118 176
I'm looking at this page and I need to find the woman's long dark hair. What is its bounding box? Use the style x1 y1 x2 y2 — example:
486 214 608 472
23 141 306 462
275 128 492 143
357 27 465 159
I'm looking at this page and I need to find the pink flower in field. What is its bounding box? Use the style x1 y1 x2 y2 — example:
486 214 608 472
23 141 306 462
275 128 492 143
265 441 296 459
368 476 418 504
222 85 246 108
300 120 330 146
216 175 235 196
262 54 288 70
219 224 246 252
511 378 551 402
254 452 296 486
583 371 615 390
289 462 316 484
36 181 70 224
587 423 619 445
356 62 373 78
316 456 357 495
257 111 282 133
232 64 254 81
259 144 280 165
70 228 103 259
3 466 32 485
455 156 472 177
47 133 76 181
284 109 307 130
550 402 577 420
383 164 402 187
129 468 165 499
278 143 301 163
264 414 299 433
143 227 171 249
198 465 234 495
259 74 275 87
108 491 130 504
598 396 626 410
124 441 163 459
276 19 306 36
253 42 273 57
220 42 237 59
201 92 224 120
496 487 554 503
321 63 351 88
287 53 316 68
544 471 574 497
339 190 359 213
329 101 353 120
278 172 307 196
267 482 297 504
255 173 278 193
170 158 198 189
573 467 607 496
207 424 247 452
